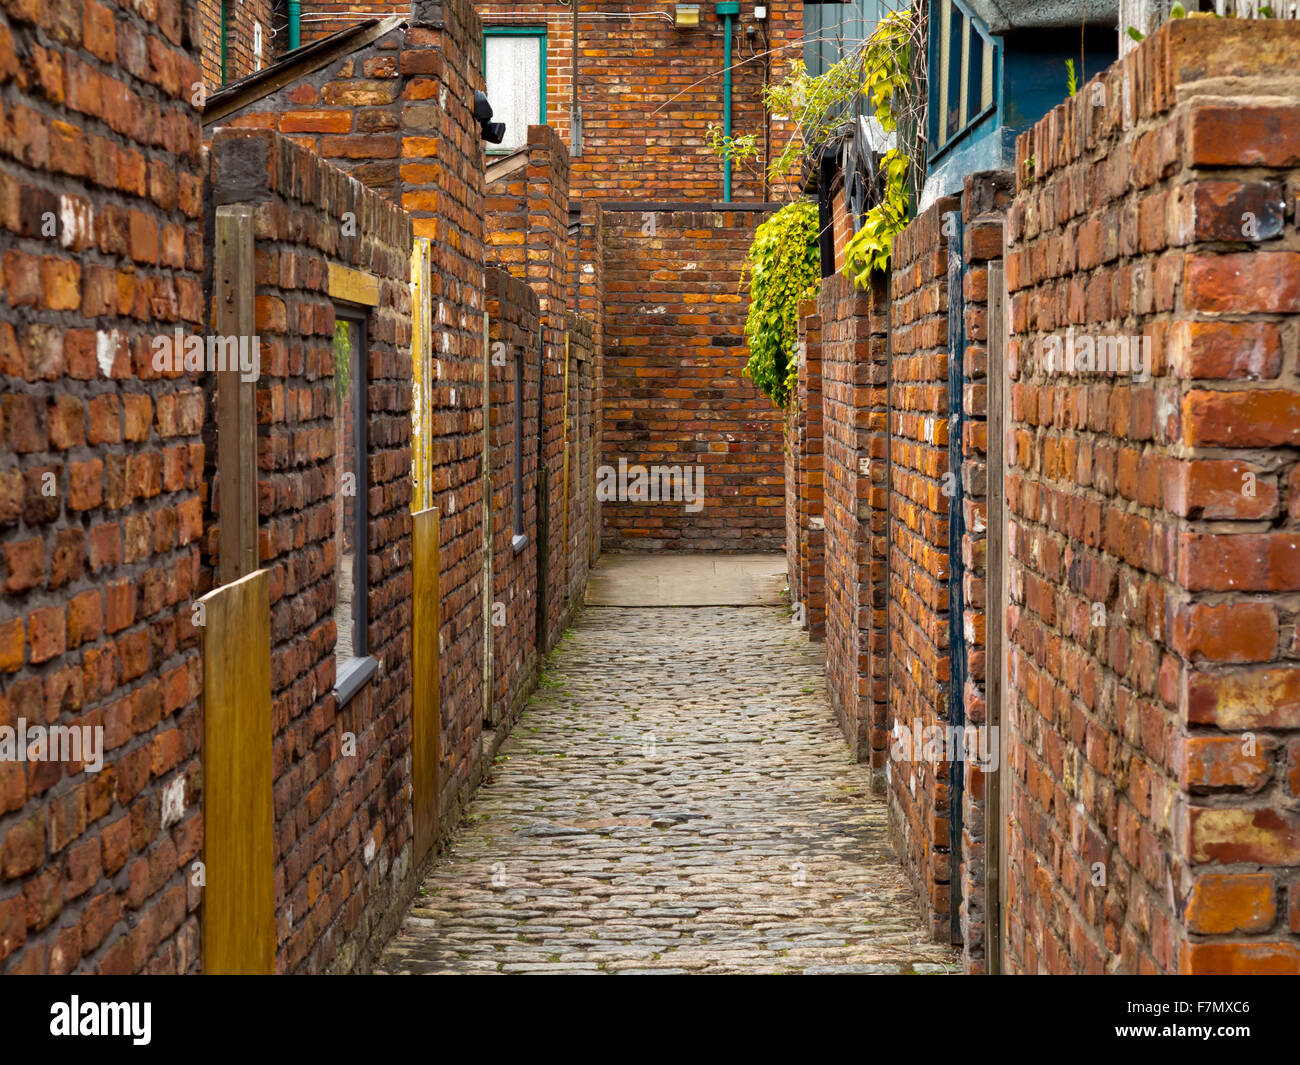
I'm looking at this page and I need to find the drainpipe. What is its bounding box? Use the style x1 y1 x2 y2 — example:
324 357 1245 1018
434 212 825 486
718 2 738 201
288 0 301 50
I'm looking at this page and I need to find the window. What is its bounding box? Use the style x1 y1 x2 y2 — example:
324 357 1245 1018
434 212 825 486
333 309 374 703
483 27 547 154
512 346 526 547
930 0 996 156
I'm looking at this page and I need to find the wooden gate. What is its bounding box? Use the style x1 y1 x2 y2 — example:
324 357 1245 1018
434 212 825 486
200 569 274 974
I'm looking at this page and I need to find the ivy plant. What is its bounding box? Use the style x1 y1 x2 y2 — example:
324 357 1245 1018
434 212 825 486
740 200 820 409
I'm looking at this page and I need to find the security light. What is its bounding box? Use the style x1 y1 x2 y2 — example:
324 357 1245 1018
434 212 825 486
675 4 701 27
754 4 767 19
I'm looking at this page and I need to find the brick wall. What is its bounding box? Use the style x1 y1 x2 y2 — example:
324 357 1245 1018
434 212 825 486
207 128 415 974
819 273 890 768
0 0 206 974
1002 19 1300 975
486 266 540 729
795 302 825 638
563 311 596 604
198 0 276 89
602 207 784 550
474 1 803 204
887 199 956 943
207 0 504 960
784 400 801 612
575 201 604 552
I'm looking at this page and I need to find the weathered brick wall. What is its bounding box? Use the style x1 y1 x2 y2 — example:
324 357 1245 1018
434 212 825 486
207 128 414 974
474 1 803 204
1002 19 1300 975
795 302 824 639
0 0 206 974
198 0 276 89
784 401 801 612
887 199 957 943
602 207 784 550
487 266 540 729
575 201 604 557
208 0 498 954
211 1 486 253
819 273 889 768
485 152 528 279
563 312 596 606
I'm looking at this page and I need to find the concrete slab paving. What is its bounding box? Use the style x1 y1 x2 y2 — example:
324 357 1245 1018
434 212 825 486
584 552 788 607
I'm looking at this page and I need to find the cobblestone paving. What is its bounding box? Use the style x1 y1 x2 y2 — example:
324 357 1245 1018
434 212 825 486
377 605 960 974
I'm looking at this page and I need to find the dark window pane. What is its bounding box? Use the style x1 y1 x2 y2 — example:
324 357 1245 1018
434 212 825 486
967 29 985 123
946 5 964 142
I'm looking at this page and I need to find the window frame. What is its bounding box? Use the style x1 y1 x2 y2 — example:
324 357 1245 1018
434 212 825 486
927 0 999 164
332 305 376 706
482 25 548 156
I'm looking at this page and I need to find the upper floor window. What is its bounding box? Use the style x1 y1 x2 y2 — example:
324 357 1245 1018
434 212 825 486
929 0 996 157
483 27 547 154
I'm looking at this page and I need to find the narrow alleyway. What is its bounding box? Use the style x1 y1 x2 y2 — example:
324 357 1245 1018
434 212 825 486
377 555 959 975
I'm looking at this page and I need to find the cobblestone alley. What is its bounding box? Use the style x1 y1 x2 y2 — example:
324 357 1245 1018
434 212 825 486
377 556 959 975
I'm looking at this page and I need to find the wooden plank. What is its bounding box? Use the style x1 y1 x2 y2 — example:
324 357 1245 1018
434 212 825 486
985 258 1008 974
328 263 380 307
215 205 258 587
201 569 274 974
412 507 441 861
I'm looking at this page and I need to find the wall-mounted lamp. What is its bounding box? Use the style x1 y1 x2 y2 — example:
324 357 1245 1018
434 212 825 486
754 4 767 19
674 4 701 28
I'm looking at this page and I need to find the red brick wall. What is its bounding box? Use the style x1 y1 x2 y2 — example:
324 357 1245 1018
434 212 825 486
198 0 276 89
887 198 957 943
486 266 540 728
210 0 501 936
207 128 415 974
1002 19 1300 975
795 302 825 639
0 0 206 974
575 201 604 551
819 273 890 768
602 207 784 550
561 312 597 607
784 401 801 611
474 1 803 204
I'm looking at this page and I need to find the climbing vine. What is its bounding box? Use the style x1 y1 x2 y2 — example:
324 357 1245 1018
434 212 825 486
841 11 918 288
707 9 924 408
740 200 820 409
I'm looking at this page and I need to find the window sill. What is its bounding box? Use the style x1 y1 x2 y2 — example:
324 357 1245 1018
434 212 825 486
511 532 528 555
335 655 378 708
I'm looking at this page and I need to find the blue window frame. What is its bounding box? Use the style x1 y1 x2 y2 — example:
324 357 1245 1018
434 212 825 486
928 0 998 160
